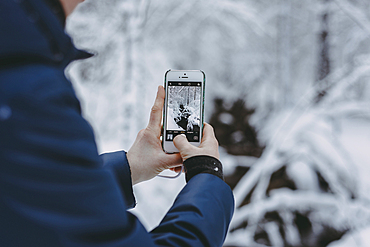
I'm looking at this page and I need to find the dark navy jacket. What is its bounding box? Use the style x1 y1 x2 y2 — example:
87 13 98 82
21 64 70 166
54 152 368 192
0 0 234 246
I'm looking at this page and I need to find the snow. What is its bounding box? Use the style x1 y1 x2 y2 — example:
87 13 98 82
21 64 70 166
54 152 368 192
166 85 201 132
224 101 370 245
231 130 244 143
328 227 370 247
219 112 234 125
130 175 186 230
66 0 370 245
167 108 184 131
337 118 370 199
286 161 320 191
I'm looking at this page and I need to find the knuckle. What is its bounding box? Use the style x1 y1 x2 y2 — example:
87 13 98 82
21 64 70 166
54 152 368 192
150 108 157 115
138 129 146 136
151 104 161 113
143 127 154 136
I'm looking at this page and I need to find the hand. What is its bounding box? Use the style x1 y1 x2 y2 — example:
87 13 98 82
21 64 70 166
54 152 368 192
127 86 182 185
173 123 220 161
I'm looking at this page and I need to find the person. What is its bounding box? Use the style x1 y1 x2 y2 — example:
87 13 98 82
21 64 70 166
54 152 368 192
0 0 234 246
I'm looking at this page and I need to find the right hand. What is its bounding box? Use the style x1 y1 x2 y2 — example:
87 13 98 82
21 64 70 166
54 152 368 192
127 86 182 185
173 123 220 161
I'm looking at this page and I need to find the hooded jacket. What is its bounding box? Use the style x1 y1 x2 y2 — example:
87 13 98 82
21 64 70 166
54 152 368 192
0 0 234 246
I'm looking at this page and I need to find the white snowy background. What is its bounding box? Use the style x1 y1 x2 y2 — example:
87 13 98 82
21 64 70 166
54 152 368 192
65 0 370 246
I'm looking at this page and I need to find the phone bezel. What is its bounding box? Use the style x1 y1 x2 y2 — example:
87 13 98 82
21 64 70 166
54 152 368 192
163 69 205 153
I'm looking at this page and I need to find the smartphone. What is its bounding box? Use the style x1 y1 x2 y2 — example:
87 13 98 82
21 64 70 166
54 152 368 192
163 69 205 153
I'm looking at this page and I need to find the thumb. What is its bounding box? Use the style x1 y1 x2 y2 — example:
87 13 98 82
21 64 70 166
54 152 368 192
173 134 193 154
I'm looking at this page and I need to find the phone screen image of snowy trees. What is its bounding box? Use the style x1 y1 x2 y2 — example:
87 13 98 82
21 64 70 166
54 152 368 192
166 81 202 142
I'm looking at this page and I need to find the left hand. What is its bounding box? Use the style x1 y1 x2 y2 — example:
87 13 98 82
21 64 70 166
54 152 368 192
127 86 182 185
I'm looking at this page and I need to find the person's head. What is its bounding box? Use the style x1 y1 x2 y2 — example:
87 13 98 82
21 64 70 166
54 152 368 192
59 0 84 16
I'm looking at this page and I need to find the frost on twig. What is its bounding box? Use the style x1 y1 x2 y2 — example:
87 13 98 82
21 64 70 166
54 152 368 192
224 102 370 247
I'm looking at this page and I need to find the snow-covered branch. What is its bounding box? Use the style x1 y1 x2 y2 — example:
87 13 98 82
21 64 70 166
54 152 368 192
333 0 370 36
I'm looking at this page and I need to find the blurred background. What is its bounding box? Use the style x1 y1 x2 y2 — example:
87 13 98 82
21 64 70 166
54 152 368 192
66 0 370 246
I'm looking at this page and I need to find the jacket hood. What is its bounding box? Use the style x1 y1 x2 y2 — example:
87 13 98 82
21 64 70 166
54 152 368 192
0 0 91 68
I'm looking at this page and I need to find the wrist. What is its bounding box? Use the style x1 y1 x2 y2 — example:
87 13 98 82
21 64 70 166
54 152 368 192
126 151 141 185
183 155 223 182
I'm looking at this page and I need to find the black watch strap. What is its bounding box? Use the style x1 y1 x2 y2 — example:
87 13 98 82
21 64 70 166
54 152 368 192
183 155 223 182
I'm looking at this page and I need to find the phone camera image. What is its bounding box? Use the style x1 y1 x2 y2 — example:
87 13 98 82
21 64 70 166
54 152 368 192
166 81 201 143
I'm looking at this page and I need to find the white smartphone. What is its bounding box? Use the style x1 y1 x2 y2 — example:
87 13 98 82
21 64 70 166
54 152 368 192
162 69 205 153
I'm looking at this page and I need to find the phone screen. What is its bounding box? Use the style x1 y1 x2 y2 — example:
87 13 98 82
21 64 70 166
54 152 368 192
165 81 202 142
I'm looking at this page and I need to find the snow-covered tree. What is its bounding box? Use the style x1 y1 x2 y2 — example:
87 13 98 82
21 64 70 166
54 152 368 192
65 0 370 245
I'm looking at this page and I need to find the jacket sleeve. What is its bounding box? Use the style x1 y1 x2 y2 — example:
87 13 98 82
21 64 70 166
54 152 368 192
100 151 136 209
151 173 235 247
101 151 235 247
100 150 235 247
0 65 234 247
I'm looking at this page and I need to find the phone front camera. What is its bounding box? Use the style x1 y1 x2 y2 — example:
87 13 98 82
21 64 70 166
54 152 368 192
184 73 186 75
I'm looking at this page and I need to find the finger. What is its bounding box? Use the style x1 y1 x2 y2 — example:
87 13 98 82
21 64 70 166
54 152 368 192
201 123 217 143
148 86 165 135
170 166 183 173
173 134 194 154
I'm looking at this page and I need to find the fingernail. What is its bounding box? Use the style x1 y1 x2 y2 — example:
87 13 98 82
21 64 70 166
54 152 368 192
180 134 186 138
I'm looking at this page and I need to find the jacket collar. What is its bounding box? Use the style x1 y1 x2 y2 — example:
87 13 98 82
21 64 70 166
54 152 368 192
0 0 92 68
42 0 66 27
